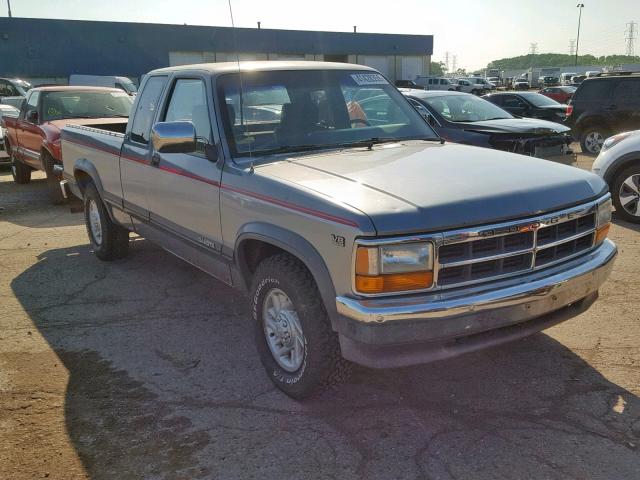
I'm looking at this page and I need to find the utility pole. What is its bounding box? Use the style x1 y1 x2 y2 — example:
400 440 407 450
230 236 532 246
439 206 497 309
7 0 12 17
452 55 457 73
444 51 449 73
625 21 637 57
569 39 576 56
575 4 584 67
529 43 538 55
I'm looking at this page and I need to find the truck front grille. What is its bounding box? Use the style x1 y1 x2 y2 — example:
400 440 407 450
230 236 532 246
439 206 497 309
436 206 598 288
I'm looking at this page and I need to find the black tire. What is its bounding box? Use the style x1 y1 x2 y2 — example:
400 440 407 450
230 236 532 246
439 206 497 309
42 152 66 205
250 253 351 399
10 148 31 184
471 89 478 95
580 126 610 155
83 182 129 260
611 164 640 224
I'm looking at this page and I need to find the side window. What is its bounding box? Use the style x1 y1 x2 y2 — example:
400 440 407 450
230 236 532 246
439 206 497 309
163 78 211 154
440 79 448 85
20 91 40 120
612 80 640 106
502 95 525 108
578 81 611 103
130 76 167 144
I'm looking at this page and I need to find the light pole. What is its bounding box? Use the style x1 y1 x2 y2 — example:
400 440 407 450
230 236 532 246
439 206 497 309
6 0 11 17
575 3 584 67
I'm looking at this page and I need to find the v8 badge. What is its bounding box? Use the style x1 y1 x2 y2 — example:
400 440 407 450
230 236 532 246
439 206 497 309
331 234 346 247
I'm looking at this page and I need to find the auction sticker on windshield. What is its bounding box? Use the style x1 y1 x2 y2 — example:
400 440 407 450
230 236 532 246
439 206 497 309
350 73 388 85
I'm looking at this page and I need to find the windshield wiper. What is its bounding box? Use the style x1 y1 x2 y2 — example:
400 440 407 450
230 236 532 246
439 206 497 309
339 136 439 150
259 144 329 155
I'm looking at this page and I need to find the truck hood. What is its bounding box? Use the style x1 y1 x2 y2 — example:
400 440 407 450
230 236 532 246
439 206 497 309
460 118 570 134
258 141 607 235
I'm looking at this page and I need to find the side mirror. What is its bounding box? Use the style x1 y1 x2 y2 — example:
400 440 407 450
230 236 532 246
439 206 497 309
26 109 38 123
151 121 196 154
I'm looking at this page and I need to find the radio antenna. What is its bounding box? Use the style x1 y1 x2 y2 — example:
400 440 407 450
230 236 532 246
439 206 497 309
227 0 252 160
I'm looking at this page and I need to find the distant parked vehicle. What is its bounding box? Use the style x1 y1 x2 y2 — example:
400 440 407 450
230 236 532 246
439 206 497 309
560 72 578 85
571 75 587 85
415 76 459 91
513 78 530 90
539 86 577 104
592 129 640 223
0 104 20 164
483 92 568 122
538 76 560 87
0 77 31 98
586 71 601 78
487 76 503 87
565 72 640 154
465 77 496 91
69 75 138 95
401 89 573 160
394 79 424 89
4 86 133 203
453 78 488 95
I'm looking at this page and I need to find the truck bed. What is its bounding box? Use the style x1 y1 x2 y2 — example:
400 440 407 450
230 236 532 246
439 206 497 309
61 124 125 201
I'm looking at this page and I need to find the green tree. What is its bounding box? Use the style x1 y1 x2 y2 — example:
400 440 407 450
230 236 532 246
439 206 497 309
486 53 640 70
430 61 446 76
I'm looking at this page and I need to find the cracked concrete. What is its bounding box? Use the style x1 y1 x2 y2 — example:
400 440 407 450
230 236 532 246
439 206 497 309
1 161 639 479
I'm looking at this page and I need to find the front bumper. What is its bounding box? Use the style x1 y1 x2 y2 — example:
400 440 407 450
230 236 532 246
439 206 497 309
335 239 616 368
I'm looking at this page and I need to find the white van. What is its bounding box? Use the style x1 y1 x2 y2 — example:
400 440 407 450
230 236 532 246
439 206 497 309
585 70 601 78
560 72 577 85
68 75 138 95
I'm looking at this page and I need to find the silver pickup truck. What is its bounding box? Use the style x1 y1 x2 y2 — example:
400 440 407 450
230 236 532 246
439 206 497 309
61 62 617 399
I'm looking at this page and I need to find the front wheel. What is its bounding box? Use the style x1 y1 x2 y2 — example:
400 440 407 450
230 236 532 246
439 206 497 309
251 253 351 399
83 183 130 260
612 165 640 224
580 127 609 155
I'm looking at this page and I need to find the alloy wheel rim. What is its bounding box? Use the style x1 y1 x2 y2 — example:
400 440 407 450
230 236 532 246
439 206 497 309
262 288 305 372
619 174 640 217
88 200 103 245
585 131 604 153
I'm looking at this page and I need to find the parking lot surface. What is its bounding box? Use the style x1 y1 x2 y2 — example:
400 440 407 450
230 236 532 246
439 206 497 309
1 155 639 479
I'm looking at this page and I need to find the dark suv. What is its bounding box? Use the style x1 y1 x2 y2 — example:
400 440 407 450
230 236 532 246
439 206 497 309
565 72 640 154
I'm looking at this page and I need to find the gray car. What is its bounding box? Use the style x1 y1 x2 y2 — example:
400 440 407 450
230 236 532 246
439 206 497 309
60 61 616 398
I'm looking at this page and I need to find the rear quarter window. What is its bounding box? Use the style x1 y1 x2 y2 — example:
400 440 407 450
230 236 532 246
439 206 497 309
576 81 611 103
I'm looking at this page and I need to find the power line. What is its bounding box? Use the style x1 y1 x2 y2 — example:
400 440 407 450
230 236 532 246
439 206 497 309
569 39 576 56
625 21 637 56
529 43 538 55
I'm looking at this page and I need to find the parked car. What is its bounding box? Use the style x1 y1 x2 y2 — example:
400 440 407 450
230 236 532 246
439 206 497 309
415 76 459 91
487 76 503 87
560 72 578 86
483 91 568 122
453 78 488 95
465 77 496 91
571 74 586 85
586 70 601 78
0 77 31 99
394 79 424 89
401 89 573 160
565 73 640 154
539 85 577 104
513 78 530 90
4 86 133 203
592 130 640 223
59 61 615 399
69 75 138 95
0 104 20 164
538 76 560 87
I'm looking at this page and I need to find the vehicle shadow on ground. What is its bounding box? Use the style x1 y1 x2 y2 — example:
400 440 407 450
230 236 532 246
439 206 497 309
11 241 640 480
0 170 83 229
612 213 640 233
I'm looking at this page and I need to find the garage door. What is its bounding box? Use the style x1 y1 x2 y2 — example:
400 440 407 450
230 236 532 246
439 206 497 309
358 56 390 77
400 56 423 81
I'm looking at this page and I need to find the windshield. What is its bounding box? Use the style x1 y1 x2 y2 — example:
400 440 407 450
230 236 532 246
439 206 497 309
518 92 560 107
118 79 138 94
419 94 512 122
218 69 437 157
41 90 133 121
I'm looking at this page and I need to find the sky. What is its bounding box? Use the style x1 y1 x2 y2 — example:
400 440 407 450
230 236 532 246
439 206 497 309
3 0 638 70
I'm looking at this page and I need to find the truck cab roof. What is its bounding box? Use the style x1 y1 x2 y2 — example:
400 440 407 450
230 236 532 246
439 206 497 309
149 61 377 76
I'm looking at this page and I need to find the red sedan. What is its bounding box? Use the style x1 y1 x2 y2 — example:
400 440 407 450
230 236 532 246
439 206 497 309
539 86 577 104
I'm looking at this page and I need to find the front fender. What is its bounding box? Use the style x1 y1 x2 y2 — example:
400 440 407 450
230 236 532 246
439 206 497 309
234 222 339 326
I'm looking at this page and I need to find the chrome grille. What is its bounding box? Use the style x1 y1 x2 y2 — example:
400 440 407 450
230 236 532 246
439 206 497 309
436 204 598 289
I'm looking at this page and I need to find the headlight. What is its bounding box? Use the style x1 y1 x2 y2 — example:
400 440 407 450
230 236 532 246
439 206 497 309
595 198 612 244
355 242 434 294
602 132 633 151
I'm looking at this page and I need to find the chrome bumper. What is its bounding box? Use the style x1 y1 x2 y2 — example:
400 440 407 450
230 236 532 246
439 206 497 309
336 239 616 325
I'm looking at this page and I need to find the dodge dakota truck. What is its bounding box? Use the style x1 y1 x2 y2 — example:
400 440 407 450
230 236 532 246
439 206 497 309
5 86 133 203
60 62 616 399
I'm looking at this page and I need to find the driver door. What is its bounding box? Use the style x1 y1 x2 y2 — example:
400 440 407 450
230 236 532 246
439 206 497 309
16 90 43 169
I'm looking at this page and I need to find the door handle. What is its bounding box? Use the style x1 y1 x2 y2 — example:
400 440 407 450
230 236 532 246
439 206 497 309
150 153 161 167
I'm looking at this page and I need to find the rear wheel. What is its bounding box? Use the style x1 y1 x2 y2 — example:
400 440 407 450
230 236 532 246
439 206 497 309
612 165 640 224
83 183 129 260
10 149 31 184
250 253 351 399
580 127 609 155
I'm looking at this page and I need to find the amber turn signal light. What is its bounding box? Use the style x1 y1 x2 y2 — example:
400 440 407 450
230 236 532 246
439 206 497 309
355 271 434 294
595 223 610 244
